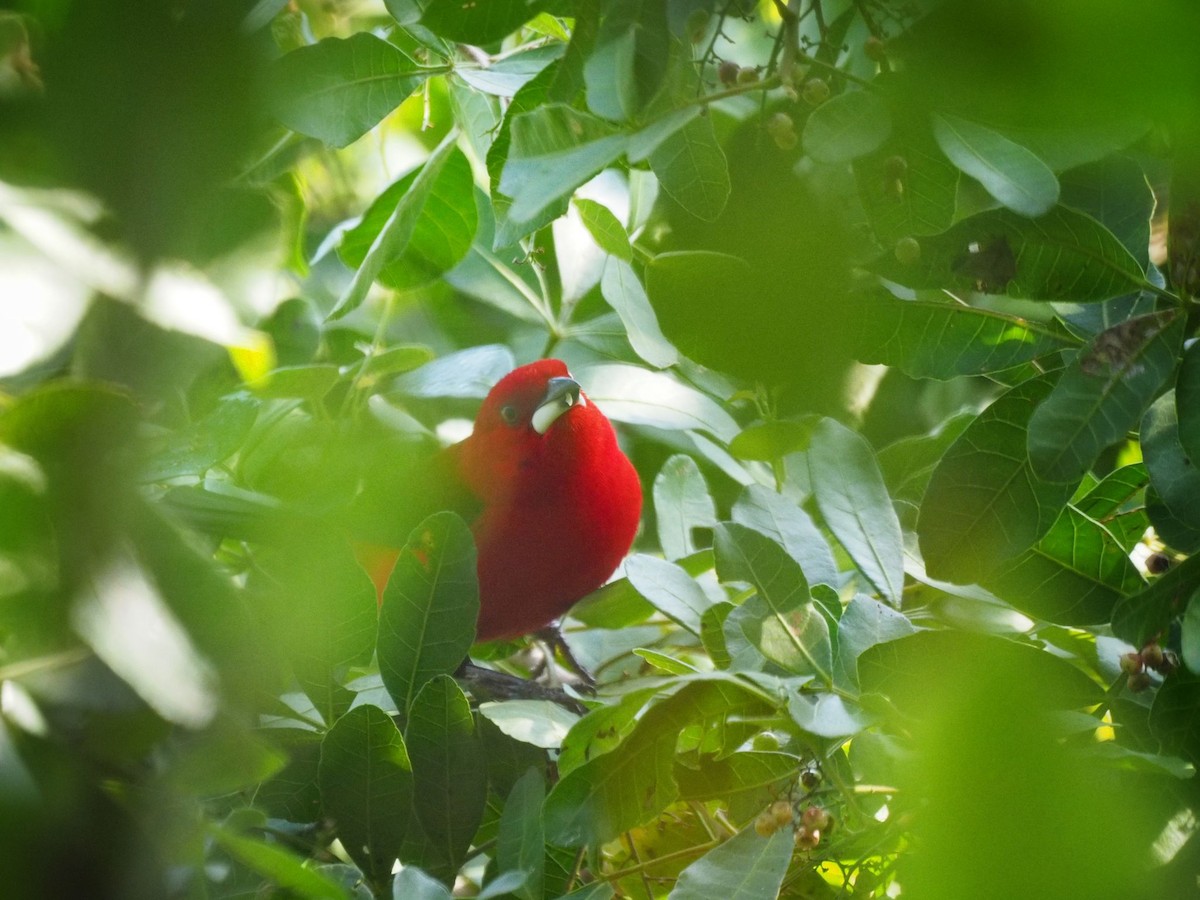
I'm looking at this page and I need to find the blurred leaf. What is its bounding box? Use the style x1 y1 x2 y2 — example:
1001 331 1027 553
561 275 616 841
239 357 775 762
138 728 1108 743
543 676 770 846
1142 390 1200 536
1059 155 1154 267
1149 672 1200 766
667 825 793 900
268 34 433 147
1028 312 1181 483
331 132 461 319
1175 339 1200 464
361 345 436 380
320 705 414 887
142 394 258 482
420 0 549 44
499 104 627 223
496 769 545 900
933 114 1059 216
648 106 729 222
1183 590 1200 676
849 291 1075 380
654 454 717 561
405 675 487 873
918 376 1076 583
732 485 839 590
378 512 479 717
392 345 516 400
626 554 711 634
835 594 916 688
392 866 453 900
983 506 1145 625
583 0 669 121
808 418 904 604
575 198 632 261
599 258 678 368
803 90 893 163
876 206 1145 301
788 692 872 738
729 420 815 461
210 826 347 899
251 365 341 401
340 147 478 291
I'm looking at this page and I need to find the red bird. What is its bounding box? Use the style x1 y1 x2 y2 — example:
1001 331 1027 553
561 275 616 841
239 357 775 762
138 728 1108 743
367 359 642 642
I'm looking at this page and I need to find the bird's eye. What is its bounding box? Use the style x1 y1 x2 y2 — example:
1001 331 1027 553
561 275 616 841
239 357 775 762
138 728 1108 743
499 405 520 426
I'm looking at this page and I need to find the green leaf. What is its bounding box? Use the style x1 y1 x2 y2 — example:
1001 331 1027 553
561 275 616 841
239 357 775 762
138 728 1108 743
728 420 816 461
1112 554 1200 646
331 132 460 320
674 751 799 801
405 675 488 873
496 769 544 900
392 866 452 900
1174 339 1200 464
933 113 1059 216
251 365 341 401
543 676 771 846
419 0 549 44
210 827 347 899
715 523 830 679
803 89 893 163
648 107 730 222
1149 671 1200 765
599 258 678 368
477 700 579 750
918 376 1078 584
625 554 711 634
361 345 436 379
339 147 477 291
848 290 1075 380
876 205 1145 302
319 705 414 887
142 394 258 482
808 418 904 605
574 198 632 261
555 687 658 778
854 125 959 241
982 506 1145 625
577 363 740 442
834 594 916 688
732 484 839 590
1028 312 1182 483
377 512 479 717
1182 589 1200 676
1142 390 1200 536
498 104 627 223
653 454 717 561
1059 155 1154 268
268 33 433 147
455 44 564 96
667 825 794 900
788 692 873 738
583 0 669 122
1073 463 1148 550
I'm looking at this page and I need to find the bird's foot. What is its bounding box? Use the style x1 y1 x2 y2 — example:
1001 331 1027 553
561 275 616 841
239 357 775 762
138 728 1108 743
534 624 597 692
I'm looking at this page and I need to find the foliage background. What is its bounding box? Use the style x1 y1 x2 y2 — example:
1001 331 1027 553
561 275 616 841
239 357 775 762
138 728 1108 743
2 0 1200 897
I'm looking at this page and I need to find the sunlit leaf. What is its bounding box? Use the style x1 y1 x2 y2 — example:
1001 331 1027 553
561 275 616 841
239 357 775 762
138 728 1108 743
667 825 793 900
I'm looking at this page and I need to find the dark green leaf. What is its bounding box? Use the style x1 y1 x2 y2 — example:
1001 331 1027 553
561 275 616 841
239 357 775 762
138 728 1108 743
210 827 347 899
1059 155 1154 268
808 418 904 604
1028 312 1182 483
1175 338 1200 464
339 147 477 291
496 769 544 900
1073 463 1148 550
319 705 414 886
405 675 488 873
848 291 1075 380
583 0 669 121
1149 671 1200 766
377 512 479 717
1143 390 1200 534
854 124 959 242
918 376 1077 584
268 34 433 147
803 90 893 164
419 0 549 44
1112 553 1200 646
668 824 794 900
933 114 1059 216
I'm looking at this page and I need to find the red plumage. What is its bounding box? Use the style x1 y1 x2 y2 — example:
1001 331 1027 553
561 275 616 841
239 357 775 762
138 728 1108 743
368 359 642 642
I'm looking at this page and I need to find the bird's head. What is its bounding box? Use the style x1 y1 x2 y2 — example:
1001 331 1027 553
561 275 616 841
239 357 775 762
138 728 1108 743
457 359 599 497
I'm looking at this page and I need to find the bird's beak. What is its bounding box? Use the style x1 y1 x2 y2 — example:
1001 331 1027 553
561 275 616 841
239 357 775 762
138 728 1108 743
532 376 583 435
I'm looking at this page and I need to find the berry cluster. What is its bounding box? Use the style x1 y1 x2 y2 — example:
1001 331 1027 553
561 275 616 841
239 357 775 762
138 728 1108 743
1120 642 1178 693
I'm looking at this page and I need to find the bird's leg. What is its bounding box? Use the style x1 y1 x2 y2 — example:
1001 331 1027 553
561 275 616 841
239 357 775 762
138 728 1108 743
535 623 597 691
453 658 587 715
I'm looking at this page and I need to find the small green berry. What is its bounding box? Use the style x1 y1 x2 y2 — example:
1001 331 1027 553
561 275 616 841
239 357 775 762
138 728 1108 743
894 236 922 266
737 66 760 85
801 77 830 105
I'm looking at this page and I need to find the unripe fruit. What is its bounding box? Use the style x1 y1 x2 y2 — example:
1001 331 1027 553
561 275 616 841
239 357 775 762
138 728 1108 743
795 826 821 849
894 237 921 266
752 731 782 751
770 800 794 826
1141 643 1165 670
801 77 830 105
801 805 832 831
1119 652 1144 676
718 60 740 86
755 812 779 837
767 112 798 149
737 66 760 85
864 36 887 62
1127 670 1152 693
